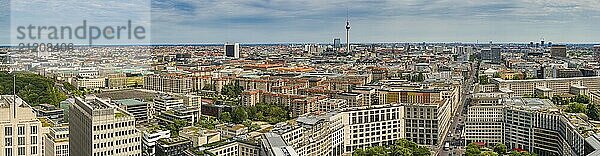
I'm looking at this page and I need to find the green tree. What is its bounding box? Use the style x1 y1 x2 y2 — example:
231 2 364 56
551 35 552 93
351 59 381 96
219 112 232 123
466 143 482 156
493 143 507 155
566 102 587 113
587 104 600 121
479 75 489 85
481 151 499 156
573 95 590 104
166 119 187 137
232 107 248 123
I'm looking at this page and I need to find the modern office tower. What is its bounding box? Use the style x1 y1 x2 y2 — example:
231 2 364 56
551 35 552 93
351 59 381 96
492 76 600 97
69 96 141 156
144 74 195 94
44 126 69 156
480 47 501 63
0 95 43 156
113 99 148 123
224 43 240 58
465 93 507 144
155 137 193 156
334 38 341 49
550 45 567 58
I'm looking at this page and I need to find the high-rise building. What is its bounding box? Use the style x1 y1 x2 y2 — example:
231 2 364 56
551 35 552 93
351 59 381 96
333 38 341 49
0 95 43 156
69 96 141 156
550 45 567 58
224 43 240 58
480 47 501 63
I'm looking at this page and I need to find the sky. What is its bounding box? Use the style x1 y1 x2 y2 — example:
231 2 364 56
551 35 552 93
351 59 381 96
1 0 600 44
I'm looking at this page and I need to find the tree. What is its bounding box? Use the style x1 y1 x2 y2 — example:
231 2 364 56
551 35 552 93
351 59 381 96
587 104 600 121
166 119 187 137
493 143 507 155
481 151 499 156
466 143 482 156
573 95 590 104
219 112 232 123
566 102 587 113
479 75 489 85
232 107 248 123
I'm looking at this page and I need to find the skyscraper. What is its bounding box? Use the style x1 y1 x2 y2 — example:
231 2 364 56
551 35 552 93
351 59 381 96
224 43 240 58
69 96 141 156
333 38 341 49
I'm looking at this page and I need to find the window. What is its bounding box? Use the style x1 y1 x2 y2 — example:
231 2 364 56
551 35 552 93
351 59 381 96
18 137 24 145
17 127 24 135
31 146 37 155
5 127 12 136
30 126 37 134
5 148 12 156
31 136 37 144
18 147 25 156
5 138 12 146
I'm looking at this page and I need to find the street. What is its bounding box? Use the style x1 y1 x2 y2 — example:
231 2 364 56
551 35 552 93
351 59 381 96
438 62 476 156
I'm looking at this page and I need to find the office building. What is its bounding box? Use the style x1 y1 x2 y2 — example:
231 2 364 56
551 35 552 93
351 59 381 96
480 47 501 63
155 137 192 156
550 45 567 58
69 96 141 156
113 99 148 123
153 95 185 116
139 127 170 156
44 126 69 156
144 74 195 94
493 76 600 97
465 93 507 144
0 95 43 156
224 43 241 58
333 38 341 49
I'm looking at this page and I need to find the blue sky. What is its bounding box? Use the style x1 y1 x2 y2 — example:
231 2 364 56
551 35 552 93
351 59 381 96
2 0 600 44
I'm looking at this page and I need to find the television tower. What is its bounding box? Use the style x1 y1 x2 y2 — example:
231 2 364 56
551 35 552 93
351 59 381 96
345 12 351 52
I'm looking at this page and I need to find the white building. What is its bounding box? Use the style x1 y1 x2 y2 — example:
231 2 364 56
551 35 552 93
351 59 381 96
44 127 69 156
0 95 43 156
69 96 141 156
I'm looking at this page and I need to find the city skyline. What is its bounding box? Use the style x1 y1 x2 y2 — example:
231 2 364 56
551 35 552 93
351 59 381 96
1 0 600 44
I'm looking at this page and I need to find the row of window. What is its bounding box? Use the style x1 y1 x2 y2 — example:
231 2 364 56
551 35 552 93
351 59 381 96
4 126 38 136
4 146 37 156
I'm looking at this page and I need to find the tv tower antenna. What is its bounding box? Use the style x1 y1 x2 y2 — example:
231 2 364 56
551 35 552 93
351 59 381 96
345 9 351 52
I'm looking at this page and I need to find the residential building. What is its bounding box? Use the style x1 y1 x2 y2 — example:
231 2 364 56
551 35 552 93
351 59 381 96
155 137 192 156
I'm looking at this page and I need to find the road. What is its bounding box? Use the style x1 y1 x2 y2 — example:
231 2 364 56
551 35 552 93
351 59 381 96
438 62 476 156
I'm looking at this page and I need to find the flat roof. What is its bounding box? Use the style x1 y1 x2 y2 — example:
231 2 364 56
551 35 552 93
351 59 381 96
113 99 146 106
